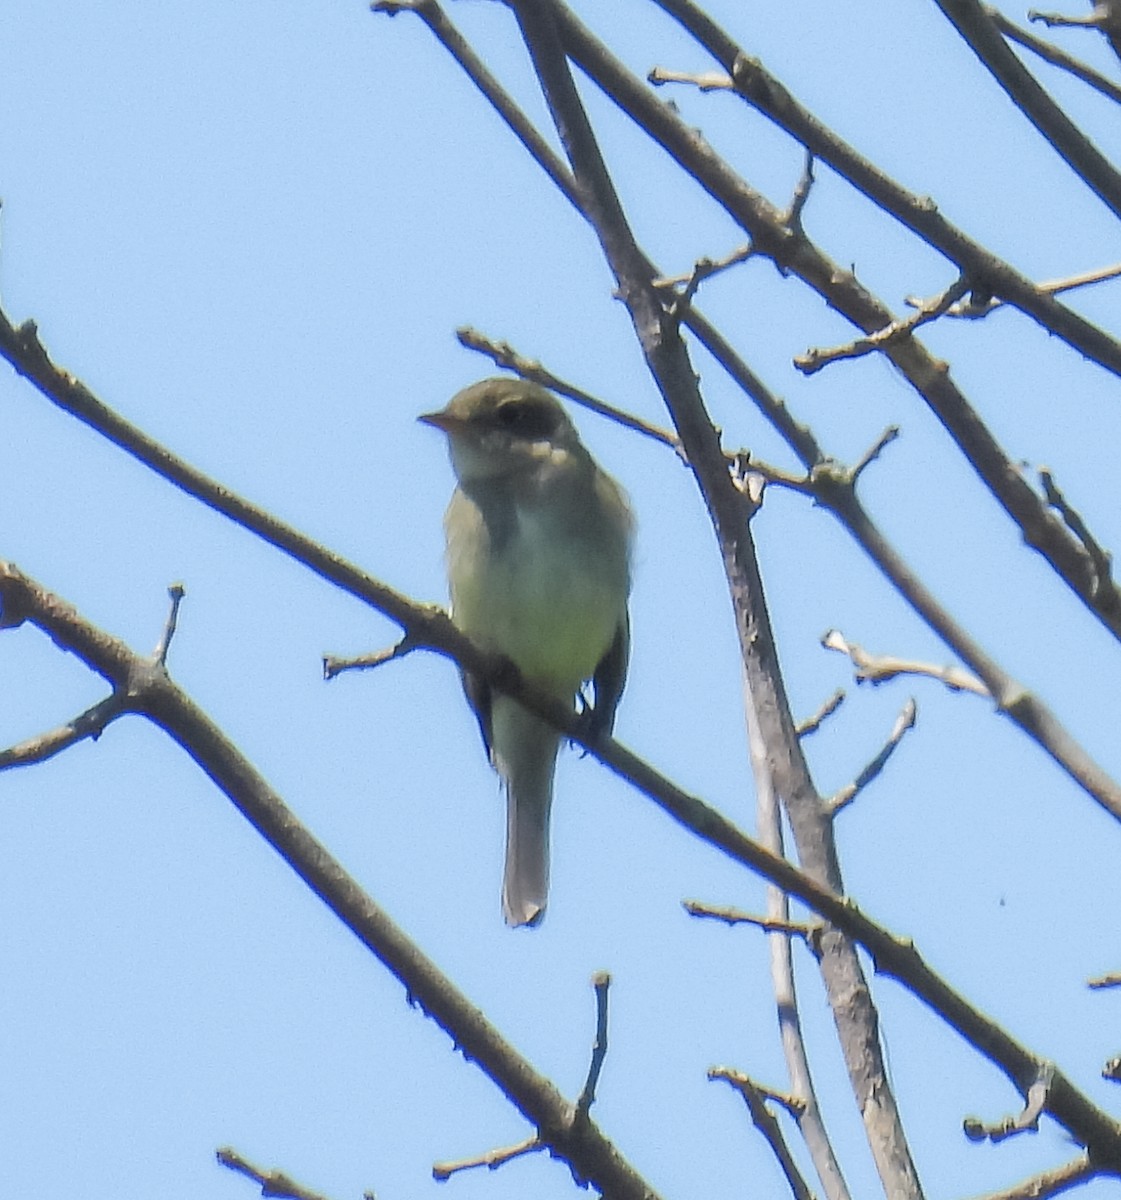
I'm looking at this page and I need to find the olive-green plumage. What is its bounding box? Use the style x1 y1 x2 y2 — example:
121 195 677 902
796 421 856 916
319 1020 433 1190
420 378 633 926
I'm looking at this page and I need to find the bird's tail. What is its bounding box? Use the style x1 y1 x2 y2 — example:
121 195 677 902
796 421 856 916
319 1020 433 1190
492 700 559 928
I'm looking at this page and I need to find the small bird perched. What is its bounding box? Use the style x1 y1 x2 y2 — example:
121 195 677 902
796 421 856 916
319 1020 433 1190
420 378 634 927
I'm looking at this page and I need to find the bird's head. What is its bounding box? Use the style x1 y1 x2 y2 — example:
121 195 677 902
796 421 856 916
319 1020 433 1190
419 378 583 486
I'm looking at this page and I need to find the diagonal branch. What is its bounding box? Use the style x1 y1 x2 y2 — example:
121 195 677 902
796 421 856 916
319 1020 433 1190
709 1068 816 1200
647 0 1121 378
368 5 1121 658
965 1152 1098 1200
2 560 663 1200
828 699 917 816
453 325 1121 824
216 1147 337 1200
1030 2 1121 62
7 270 1121 817
550 1 1121 640
6 557 1121 1176
505 2 924 1193
933 0 1121 219
0 693 125 769
987 6 1121 105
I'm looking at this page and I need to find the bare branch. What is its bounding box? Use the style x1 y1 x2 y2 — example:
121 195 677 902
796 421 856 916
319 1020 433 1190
849 426 901 485
709 1068 816 1200
796 277 971 375
645 0 1121 378
965 1153 1097 1200
964 1066 1054 1144
796 689 846 738
712 1068 808 1117
0 694 125 770
656 241 757 321
987 7 1121 105
152 582 186 665
683 900 818 941
2 560 662 1200
506 2 924 1189
1039 467 1114 599
323 636 418 681
1088 971 1121 989
786 151 816 230
575 972 611 1119
455 326 682 453
906 261 1121 319
822 629 989 697
751 696 852 1200
932 0 1121 219
828 699 918 816
373 0 579 207
216 1147 336 1200
647 64 732 91
7 557 1121 1171
1030 0 1121 58
1029 8 1107 28
555 1 1121 644
650 240 753 291
432 1136 541 1182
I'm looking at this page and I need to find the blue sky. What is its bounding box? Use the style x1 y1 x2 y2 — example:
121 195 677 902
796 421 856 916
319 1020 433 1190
3 2 1121 1199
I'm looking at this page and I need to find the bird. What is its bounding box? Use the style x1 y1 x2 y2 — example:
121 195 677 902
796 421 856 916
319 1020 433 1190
420 377 633 927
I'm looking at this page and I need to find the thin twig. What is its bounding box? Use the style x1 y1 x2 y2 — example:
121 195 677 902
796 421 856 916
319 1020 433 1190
216 1147 336 1200
906 261 1121 318
646 0 1121 380
0 694 125 770
796 689 845 738
964 1066 1054 1143
849 427 901 484
933 0 1121 220
659 242 757 320
987 7 1121 105
786 151 816 230
152 582 186 665
821 629 990 697
746 670 851 1200
651 240 753 290
683 900 818 941
647 64 732 91
965 1152 1097 1200
455 326 682 453
710 1068 808 1119
796 277 970 374
1030 8 1109 31
432 1136 541 1181
1039 467 1114 599
576 972 612 1119
323 636 418 681
828 699 917 816
709 1069 815 1200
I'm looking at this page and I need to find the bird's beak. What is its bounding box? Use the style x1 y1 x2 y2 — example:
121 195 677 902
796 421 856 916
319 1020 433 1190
418 409 462 433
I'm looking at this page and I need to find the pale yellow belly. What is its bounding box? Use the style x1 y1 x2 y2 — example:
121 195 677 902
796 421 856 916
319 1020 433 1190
450 513 624 694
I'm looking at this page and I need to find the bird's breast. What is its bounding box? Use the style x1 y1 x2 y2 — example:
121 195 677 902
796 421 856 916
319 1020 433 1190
449 498 627 694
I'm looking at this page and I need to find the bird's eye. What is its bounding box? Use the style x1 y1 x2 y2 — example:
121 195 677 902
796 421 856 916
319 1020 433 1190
496 400 555 439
